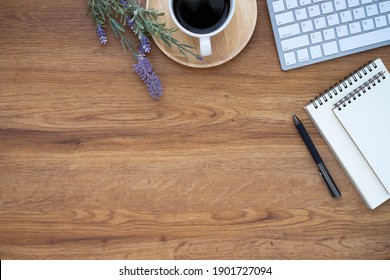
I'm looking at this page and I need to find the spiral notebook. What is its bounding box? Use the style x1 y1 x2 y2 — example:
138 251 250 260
305 58 390 209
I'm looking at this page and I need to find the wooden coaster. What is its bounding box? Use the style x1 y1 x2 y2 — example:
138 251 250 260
145 0 258 68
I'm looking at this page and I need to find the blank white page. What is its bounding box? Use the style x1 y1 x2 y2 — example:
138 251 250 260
333 72 390 193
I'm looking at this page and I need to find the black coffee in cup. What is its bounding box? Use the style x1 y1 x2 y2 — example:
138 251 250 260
173 0 230 34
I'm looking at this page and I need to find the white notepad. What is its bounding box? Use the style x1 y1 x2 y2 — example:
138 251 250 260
333 72 390 193
305 58 390 209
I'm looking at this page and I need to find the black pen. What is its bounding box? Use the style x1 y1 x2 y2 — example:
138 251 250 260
292 114 341 198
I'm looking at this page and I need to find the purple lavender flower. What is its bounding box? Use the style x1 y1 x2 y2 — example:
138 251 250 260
96 23 107 45
120 0 129 7
126 17 135 30
121 0 150 54
121 0 135 29
133 56 162 99
139 35 151 54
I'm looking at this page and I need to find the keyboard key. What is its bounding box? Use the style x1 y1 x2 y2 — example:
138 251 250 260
361 0 373 4
379 1 390 13
340 11 353 23
278 23 301 38
272 0 285 13
362 18 375 31
297 48 310 62
339 27 390 51
301 20 314 32
314 17 327 29
310 45 322 59
366 4 379 17
323 41 339 55
353 7 366 20
349 22 361 34
295 8 308 20
375 16 387 28
323 28 336 40
284 52 297 66
300 0 312 6
340 10 353 23
335 0 347 11
310 31 323 44
308 5 321 17
275 11 294 25
321 2 334 14
285 0 299 9
347 0 359 8
327 14 340 26
281 35 310 51
336 25 349 37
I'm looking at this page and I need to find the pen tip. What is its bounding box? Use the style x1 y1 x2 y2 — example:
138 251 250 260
292 113 300 125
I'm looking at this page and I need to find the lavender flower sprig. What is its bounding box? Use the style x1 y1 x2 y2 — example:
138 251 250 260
139 35 151 54
87 0 202 99
124 16 151 54
133 55 162 99
96 23 108 45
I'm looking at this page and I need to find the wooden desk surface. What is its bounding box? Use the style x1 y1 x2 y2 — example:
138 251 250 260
1 0 389 260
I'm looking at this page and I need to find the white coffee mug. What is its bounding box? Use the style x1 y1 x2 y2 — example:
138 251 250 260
168 0 236 57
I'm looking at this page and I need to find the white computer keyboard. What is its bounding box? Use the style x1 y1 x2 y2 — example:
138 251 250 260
267 0 390 70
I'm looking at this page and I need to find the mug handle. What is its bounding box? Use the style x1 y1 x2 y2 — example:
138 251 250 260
199 37 212 57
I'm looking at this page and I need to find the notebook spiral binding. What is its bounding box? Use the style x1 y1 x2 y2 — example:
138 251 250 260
334 71 387 111
310 60 381 109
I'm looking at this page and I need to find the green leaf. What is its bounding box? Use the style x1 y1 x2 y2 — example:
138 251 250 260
135 20 144 30
110 18 125 32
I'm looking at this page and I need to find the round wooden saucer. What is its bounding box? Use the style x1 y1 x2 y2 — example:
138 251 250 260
145 0 258 68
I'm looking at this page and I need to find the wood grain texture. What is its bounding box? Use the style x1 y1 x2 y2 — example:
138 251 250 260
0 0 390 260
